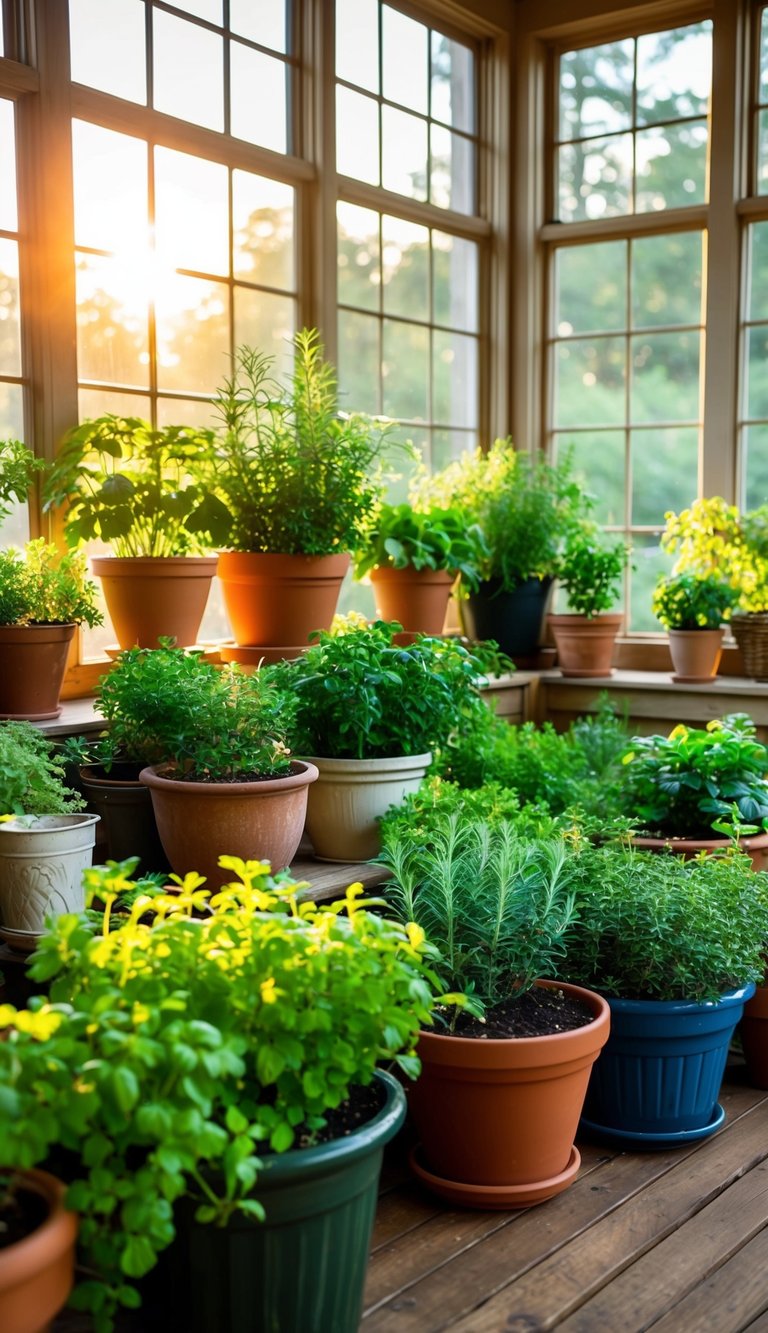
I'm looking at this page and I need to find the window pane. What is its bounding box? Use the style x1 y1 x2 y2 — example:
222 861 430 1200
748 221 768 320
72 123 148 253
337 204 380 312
433 233 478 332
762 9 768 102
69 0 146 103
744 423 768 511
231 44 287 153
630 331 701 423
154 148 229 275
382 7 428 114
381 217 428 321
336 86 379 184
155 275 229 393
631 426 699 525
383 320 428 420
635 121 708 212
79 388 151 421
0 101 17 232
560 430 625 526
233 174 294 291
233 289 295 375
758 109 768 196
558 135 632 222
630 535 673 632
431 427 476 471
0 240 20 378
153 10 224 132
76 253 149 387
231 0 285 51
431 32 474 134
336 0 379 94
559 41 633 140
631 232 702 328
636 23 712 127
156 397 217 429
175 0 221 21
338 310 380 414
554 336 626 427
430 125 474 212
556 241 627 334
746 327 768 420
433 330 478 429
382 106 427 200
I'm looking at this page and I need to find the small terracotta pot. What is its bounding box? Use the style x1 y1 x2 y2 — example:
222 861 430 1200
369 567 455 637
631 831 768 872
667 627 724 683
407 979 610 1208
140 760 319 887
0 1168 78 1333
91 555 218 650
0 623 75 721
549 613 622 678
217 552 349 648
740 984 768 1089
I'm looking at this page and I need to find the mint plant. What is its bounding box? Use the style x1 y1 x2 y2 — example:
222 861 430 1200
353 501 488 589
0 721 84 815
557 521 628 618
0 540 102 627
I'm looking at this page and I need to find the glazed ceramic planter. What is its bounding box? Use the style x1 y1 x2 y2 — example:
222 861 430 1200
407 979 610 1209
303 752 432 862
170 1071 405 1333
0 1169 78 1333
631 831 768 872
580 984 755 1147
0 623 76 721
139 761 319 887
462 577 554 663
369 567 455 637
667 627 724 683
217 551 349 650
549 612 622 678
79 762 170 873
92 555 218 650
0 813 100 945
740 984 768 1089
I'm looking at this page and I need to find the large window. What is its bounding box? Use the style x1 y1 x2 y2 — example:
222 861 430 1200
0 96 24 545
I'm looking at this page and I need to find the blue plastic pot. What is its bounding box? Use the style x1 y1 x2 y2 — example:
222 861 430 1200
581 984 755 1147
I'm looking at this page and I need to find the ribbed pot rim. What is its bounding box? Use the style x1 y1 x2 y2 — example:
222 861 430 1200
370 566 455 584
668 627 724 638
217 551 350 572
91 556 218 571
139 760 319 795
0 1169 77 1292
600 982 756 1016
0 622 76 639
549 613 623 627
306 752 432 775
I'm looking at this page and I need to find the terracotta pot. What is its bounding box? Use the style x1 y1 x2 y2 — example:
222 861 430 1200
0 1168 78 1333
91 556 218 650
549 613 623 678
740 984 768 1089
0 813 100 944
369 567 455 636
217 552 349 648
0 623 76 721
631 830 768 872
407 979 610 1208
667 627 724 683
139 760 319 887
303 752 432 862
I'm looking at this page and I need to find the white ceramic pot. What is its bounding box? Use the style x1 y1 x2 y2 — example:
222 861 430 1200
0 813 100 940
304 753 432 862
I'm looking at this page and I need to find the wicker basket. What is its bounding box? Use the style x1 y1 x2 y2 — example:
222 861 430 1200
730 613 768 680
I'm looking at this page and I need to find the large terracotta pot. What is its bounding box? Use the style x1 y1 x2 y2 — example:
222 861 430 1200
0 1169 78 1333
549 613 622 678
303 752 432 862
91 555 218 650
740 983 768 1089
139 761 319 887
0 623 76 721
667 627 724 683
0 813 100 946
407 979 610 1208
369 567 455 637
631 830 768 872
217 552 350 649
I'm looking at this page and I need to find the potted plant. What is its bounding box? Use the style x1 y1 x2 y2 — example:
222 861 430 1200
378 813 610 1207
652 570 737 682
619 714 768 866
58 730 170 875
0 1167 78 1333
0 721 99 945
268 615 505 861
192 329 394 662
549 521 628 677
43 415 219 650
0 437 46 525
0 859 441 1331
0 539 102 720
353 499 487 638
563 839 768 1145
418 440 586 662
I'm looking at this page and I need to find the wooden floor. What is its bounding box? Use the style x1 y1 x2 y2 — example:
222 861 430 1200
363 1056 768 1333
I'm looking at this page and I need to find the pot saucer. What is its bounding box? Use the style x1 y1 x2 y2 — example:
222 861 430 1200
670 674 718 685
409 1143 581 1209
579 1101 725 1150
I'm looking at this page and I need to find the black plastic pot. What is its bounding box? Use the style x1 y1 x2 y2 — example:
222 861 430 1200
462 577 554 661
79 763 170 874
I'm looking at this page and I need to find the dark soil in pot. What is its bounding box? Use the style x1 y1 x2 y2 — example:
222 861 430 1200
0 1180 47 1250
437 987 597 1040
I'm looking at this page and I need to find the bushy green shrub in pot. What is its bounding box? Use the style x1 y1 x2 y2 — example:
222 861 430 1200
549 520 628 678
652 570 737 683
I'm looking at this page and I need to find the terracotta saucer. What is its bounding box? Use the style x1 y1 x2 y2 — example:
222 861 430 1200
409 1143 581 1209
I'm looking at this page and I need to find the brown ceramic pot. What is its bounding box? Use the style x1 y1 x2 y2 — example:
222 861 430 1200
740 984 768 1089
139 760 319 887
91 555 218 650
369 567 455 636
0 623 76 720
407 979 611 1208
549 613 622 678
217 552 349 648
631 831 768 872
667 627 724 683
0 1169 78 1333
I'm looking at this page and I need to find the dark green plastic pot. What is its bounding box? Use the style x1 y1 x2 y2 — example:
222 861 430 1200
462 577 553 661
174 1070 405 1333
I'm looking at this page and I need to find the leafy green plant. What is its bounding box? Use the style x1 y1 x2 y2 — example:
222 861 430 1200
557 521 628 618
353 501 487 589
0 721 84 815
659 496 768 613
0 438 46 525
43 416 216 557
379 775 560 847
652 570 737 629
0 540 102 627
0 858 441 1329
563 841 768 1002
96 643 297 779
190 329 397 554
268 615 507 760
620 714 768 837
